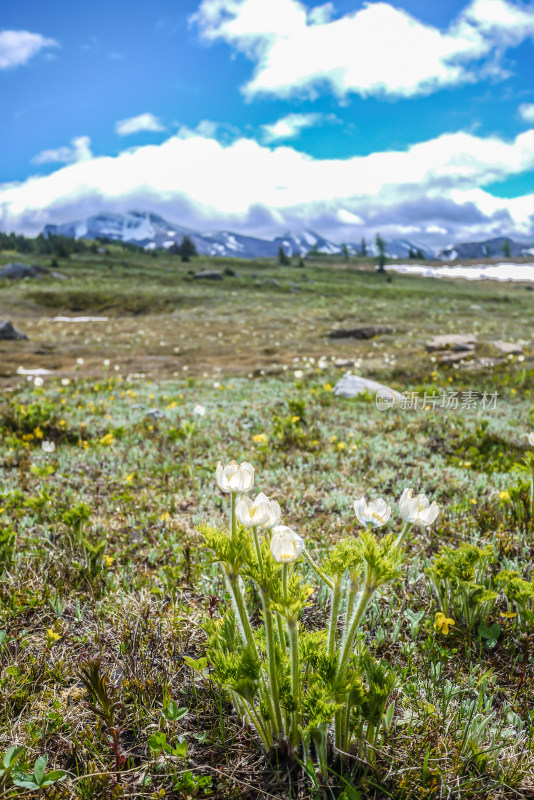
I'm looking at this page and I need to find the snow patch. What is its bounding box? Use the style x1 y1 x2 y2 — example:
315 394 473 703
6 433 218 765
386 262 534 283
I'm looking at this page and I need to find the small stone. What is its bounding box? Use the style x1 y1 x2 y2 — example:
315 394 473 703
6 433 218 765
0 320 28 340
329 325 393 340
194 270 223 280
426 334 477 351
491 340 523 354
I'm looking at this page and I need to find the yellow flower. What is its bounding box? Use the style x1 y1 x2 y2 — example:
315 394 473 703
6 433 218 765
434 612 455 635
33 427 43 439
99 433 115 446
103 554 115 568
499 490 511 502
337 441 345 450
253 433 268 444
500 611 517 619
324 382 333 392
46 629 61 646
0 508 4 514
469 498 477 504
124 473 135 482
160 512 171 522
59 419 66 426
290 415 300 424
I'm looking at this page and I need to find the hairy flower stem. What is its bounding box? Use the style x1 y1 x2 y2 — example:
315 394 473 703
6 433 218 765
334 582 375 748
337 583 374 682
394 520 412 550
327 579 342 655
530 470 534 523
288 617 299 747
231 691 272 750
303 551 334 590
251 527 284 735
281 564 300 746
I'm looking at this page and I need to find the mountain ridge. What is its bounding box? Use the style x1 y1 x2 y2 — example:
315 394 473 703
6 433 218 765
43 211 534 260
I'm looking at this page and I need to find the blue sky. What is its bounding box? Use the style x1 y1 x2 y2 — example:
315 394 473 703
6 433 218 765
2 0 534 246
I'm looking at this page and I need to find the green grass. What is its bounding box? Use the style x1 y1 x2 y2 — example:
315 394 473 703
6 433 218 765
0 248 533 798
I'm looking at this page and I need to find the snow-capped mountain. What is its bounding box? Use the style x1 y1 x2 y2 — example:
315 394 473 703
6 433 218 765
44 211 196 249
438 236 534 260
43 211 437 259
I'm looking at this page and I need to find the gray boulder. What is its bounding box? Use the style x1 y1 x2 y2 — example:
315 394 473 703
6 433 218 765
0 263 50 280
0 320 28 340
194 270 223 281
334 373 402 399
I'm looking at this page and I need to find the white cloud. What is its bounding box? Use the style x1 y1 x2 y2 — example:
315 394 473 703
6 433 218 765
191 0 534 100
0 30 58 69
115 113 165 136
261 112 334 142
32 136 93 165
519 102 534 123
2 126 534 245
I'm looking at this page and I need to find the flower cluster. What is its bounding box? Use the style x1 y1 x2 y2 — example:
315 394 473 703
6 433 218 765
200 458 441 778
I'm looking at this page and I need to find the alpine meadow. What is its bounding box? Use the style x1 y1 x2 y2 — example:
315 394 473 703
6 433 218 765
2 1 534 798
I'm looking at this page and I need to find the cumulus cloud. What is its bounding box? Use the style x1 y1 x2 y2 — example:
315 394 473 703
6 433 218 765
519 102 534 123
115 112 165 136
261 112 336 142
191 0 534 100
32 136 93 165
2 126 534 246
0 30 58 69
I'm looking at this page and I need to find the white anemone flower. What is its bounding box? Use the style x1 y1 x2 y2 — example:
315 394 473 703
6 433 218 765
41 441 56 453
270 525 305 564
527 432 534 447
236 493 281 529
354 496 391 528
193 404 206 417
216 460 255 493
399 488 440 527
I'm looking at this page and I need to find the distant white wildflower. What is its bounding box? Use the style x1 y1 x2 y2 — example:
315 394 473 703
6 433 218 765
193 404 206 417
216 460 255 494
399 488 440 527
42 441 55 453
354 496 391 528
34 377 44 387
76 357 84 365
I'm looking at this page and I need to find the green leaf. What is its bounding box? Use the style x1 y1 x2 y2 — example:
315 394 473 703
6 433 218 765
3 745 24 770
171 740 188 759
41 770 67 786
33 755 47 785
183 656 207 672
13 777 40 790
148 731 168 752
162 701 188 722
